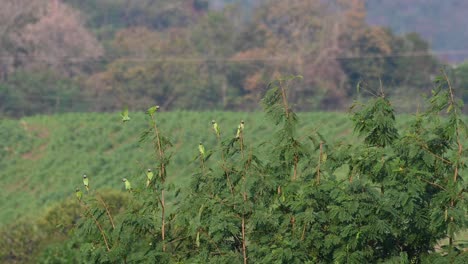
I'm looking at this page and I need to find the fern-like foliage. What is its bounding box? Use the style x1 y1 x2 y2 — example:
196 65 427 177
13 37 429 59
68 72 467 263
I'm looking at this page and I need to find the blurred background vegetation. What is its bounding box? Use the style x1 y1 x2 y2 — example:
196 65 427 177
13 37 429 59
1 0 468 118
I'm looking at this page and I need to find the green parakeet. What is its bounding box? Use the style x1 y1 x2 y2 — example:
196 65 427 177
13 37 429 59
235 120 244 139
147 105 160 115
321 152 327 162
122 178 132 191
198 142 205 158
75 188 83 201
146 169 154 187
211 120 220 137
83 174 89 191
121 107 130 122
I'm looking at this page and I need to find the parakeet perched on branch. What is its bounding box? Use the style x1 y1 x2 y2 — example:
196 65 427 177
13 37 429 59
236 120 245 139
147 105 160 115
75 188 83 202
146 169 154 187
198 142 205 158
83 174 89 192
121 107 130 122
211 120 220 137
122 178 132 191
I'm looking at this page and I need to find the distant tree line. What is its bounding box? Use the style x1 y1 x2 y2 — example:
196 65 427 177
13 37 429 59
366 0 468 63
0 0 467 117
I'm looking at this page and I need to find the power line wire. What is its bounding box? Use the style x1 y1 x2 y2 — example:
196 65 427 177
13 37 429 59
0 49 466 64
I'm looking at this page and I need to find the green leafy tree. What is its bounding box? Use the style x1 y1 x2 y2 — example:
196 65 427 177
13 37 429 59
70 106 177 263
69 72 466 263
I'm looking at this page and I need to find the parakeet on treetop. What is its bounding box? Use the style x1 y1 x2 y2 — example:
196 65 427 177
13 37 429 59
75 188 83 201
236 120 244 139
121 107 130 122
198 142 205 158
147 105 160 115
211 120 220 137
122 178 132 191
146 169 154 187
83 174 89 191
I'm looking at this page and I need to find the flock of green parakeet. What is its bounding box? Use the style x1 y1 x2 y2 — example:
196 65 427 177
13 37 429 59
77 105 162 193
77 173 133 197
75 107 245 200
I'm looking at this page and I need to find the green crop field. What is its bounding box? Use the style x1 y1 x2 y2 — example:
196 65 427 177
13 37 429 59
0 111 362 225
1 108 467 262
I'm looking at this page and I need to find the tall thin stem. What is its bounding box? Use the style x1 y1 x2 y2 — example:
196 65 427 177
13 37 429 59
443 70 462 183
242 216 247 264
317 142 323 184
442 70 463 248
293 154 298 181
301 223 307 241
161 189 166 251
239 134 248 264
150 113 167 251
90 212 111 252
97 194 115 229
81 202 111 252
151 114 165 179
218 133 234 195
279 80 290 118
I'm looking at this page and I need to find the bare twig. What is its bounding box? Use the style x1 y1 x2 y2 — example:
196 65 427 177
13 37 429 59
90 212 111 252
81 202 111 252
414 175 447 191
301 223 307 241
150 113 167 252
293 154 298 181
217 132 235 195
442 70 463 247
241 216 247 264
443 70 462 183
279 80 290 118
96 194 115 229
